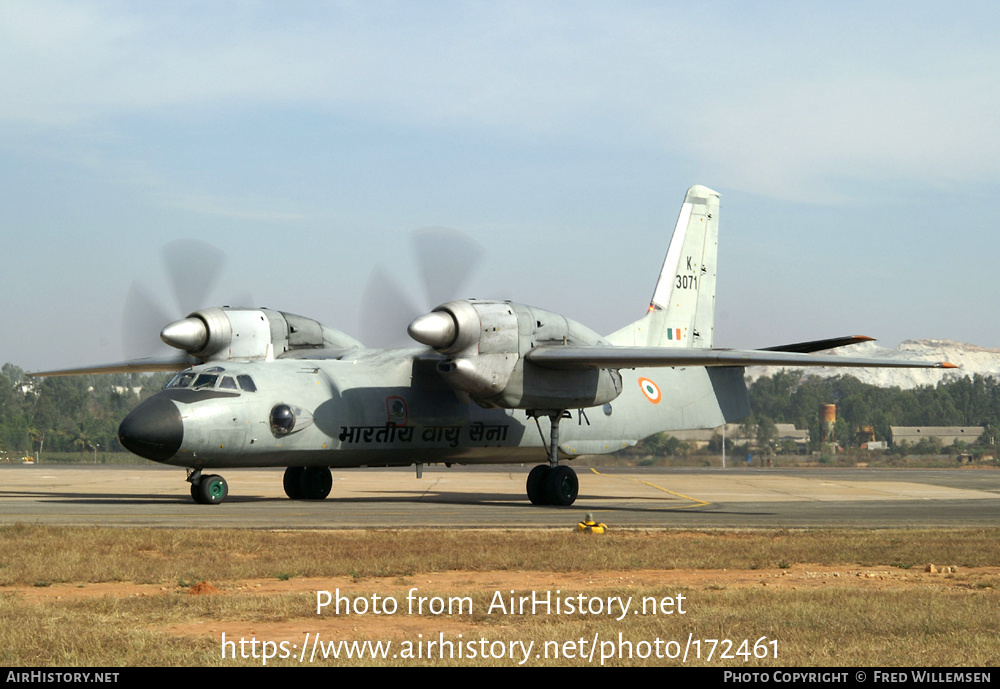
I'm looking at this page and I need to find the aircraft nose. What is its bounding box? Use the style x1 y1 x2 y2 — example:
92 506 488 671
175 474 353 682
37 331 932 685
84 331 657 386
118 395 183 462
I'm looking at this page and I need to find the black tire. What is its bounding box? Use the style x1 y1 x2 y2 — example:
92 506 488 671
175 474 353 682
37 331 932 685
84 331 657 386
526 465 550 505
190 480 203 504
545 466 578 506
283 467 305 499
197 474 228 505
300 466 333 500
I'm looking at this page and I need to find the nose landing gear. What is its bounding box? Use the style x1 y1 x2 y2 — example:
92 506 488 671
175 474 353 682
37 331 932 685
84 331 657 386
188 470 229 505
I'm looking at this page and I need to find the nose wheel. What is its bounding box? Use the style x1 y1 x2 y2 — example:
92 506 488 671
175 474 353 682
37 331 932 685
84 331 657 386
188 471 229 505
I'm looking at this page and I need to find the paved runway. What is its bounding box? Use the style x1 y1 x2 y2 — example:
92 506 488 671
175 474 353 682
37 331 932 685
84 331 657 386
1 463 998 528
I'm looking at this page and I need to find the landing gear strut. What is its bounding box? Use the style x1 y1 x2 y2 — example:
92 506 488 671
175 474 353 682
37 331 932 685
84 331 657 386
188 469 229 505
525 410 578 506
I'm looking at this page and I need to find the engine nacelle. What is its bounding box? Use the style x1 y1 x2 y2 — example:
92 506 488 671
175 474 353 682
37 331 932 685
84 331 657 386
160 307 362 362
408 300 623 410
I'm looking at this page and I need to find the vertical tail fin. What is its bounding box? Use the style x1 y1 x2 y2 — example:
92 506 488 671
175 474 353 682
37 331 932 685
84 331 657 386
607 185 720 348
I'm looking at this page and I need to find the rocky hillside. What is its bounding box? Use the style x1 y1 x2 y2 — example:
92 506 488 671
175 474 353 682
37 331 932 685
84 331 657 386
748 339 1000 389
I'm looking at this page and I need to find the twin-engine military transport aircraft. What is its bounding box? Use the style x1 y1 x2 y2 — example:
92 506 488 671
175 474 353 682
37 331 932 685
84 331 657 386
31 185 955 506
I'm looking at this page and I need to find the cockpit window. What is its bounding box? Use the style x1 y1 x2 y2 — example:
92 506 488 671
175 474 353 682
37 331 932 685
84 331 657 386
167 372 196 389
220 376 238 390
237 375 257 392
192 374 219 389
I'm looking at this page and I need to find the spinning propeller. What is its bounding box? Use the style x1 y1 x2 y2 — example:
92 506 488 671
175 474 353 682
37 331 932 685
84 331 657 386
121 239 257 366
122 239 226 359
359 227 484 347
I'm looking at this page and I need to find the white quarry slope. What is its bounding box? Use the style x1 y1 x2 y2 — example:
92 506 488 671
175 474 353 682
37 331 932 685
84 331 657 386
747 339 1000 389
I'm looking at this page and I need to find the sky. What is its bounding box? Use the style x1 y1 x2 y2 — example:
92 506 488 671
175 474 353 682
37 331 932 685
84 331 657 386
3 0 1000 372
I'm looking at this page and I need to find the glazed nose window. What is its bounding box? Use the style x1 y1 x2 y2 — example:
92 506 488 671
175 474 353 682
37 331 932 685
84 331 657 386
270 404 296 436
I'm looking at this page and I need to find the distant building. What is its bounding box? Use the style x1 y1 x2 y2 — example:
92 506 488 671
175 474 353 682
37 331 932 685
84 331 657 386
774 423 810 450
661 428 718 448
668 423 809 451
861 441 888 451
890 426 984 447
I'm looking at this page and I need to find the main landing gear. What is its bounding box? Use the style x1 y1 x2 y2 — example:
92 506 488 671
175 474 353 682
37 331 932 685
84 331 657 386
282 466 333 500
188 469 228 505
526 410 579 506
526 464 579 506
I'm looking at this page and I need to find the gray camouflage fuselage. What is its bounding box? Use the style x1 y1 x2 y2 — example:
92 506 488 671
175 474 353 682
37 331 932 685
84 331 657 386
121 350 748 470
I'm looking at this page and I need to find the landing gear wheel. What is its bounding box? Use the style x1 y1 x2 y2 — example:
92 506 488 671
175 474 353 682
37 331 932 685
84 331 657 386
300 466 333 500
195 474 228 505
525 409 576 506
283 467 305 499
545 466 578 506
526 465 550 505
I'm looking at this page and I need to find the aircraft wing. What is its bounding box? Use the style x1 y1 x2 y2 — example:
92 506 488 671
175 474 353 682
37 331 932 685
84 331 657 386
525 345 957 371
27 357 193 378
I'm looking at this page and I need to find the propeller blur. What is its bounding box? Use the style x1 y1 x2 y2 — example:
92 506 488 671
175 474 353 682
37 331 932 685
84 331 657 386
29 186 957 506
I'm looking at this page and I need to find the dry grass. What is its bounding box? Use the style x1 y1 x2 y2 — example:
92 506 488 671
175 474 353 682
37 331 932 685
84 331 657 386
1 525 998 667
4 584 998 667
2 525 999 585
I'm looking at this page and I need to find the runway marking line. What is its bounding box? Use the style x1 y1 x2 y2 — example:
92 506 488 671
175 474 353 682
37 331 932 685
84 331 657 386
588 468 711 509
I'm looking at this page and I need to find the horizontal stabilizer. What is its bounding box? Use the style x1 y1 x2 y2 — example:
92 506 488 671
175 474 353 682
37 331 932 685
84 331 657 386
525 345 957 371
761 335 874 354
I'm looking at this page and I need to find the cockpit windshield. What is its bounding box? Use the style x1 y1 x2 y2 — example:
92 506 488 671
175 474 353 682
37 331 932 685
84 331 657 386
192 374 218 389
167 370 257 392
167 372 196 388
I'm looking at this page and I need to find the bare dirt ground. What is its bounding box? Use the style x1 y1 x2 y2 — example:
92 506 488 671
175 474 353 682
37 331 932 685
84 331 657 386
11 564 997 642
